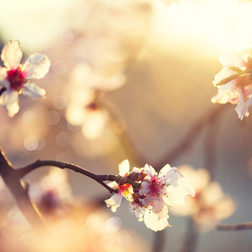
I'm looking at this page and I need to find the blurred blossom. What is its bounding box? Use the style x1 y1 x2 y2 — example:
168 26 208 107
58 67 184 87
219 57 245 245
65 63 120 140
52 60 67 75
100 128 114 143
170 165 236 231
211 49 252 119
0 40 50 117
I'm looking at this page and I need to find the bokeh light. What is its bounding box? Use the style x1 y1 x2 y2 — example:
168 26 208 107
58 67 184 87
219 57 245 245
56 132 71 146
53 60 67 75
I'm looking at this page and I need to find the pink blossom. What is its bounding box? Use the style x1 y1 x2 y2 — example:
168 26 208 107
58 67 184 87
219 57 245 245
211 50 252 120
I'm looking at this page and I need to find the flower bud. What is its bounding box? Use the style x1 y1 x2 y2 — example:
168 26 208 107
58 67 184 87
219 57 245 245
117 177 127 186
128 172 142 181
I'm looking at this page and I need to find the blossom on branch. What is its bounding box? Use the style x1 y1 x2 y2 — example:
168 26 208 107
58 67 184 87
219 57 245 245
211 50 252 120
105 160 195 231
0 40 50 117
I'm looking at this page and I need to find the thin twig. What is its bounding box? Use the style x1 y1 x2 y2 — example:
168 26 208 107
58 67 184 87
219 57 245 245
17 160 117 193
216 222 252 231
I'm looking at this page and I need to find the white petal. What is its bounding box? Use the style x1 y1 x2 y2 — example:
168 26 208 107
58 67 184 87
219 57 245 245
22 83 46 98
144 164 156 178
0 67 8 83
0 89 18 106
129 203 144 221
144 206 170 231
152 198 165 214
1 41 22 69
119 159 130 176
105 193 122 212
6 101 19 117
165 182 195 206
139 181 151 195
159 165 181 184
0 89 19 117
22 53 50 79
239 96 252 120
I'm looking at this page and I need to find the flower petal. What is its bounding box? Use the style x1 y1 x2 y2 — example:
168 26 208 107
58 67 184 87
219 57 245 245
22 53 50 79
0 89 19 117
152 197 165 214
119 159 130 176
159 164 181 184
144 206 170 231
22 83 46 98
1 41 22 69
139 181 151 195
144 164 156 179
165 182 195 206
105 193 122 212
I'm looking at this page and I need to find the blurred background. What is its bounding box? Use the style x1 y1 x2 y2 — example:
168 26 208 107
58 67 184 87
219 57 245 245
1 0 252 251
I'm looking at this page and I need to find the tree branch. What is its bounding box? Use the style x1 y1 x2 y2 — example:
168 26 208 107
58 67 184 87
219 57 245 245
0 147 49 234
216 222 252 231
17 160 117 194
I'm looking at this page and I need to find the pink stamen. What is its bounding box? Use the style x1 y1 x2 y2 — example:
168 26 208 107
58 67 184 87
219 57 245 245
7 67 27 91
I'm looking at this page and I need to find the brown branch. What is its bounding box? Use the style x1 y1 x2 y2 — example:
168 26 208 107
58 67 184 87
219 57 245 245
216 222 252 231
0 147 49 234
17 160 117 194
155 104 228 171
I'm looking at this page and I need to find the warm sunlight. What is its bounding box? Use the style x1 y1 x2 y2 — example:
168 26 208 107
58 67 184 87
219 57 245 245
152 0 252 57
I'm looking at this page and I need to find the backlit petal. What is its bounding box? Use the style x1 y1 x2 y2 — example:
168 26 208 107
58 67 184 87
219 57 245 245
22 83 46 98
144 206 170 231
1 41 22 69
119 159 130 176
105 193 122 212
22 53 50 79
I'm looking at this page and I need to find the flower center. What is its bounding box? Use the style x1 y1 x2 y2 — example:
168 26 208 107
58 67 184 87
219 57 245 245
7 67 27 91
150 177 165 196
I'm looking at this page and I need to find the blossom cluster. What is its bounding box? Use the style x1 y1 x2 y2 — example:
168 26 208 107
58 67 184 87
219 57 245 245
0 41 50 117
211 50 252 120
105 160 195 231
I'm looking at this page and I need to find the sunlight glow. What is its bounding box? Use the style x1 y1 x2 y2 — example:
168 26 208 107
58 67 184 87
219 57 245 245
153 0 252 56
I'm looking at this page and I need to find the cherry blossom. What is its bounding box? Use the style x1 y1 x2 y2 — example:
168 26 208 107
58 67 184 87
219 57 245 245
0 41 50 117
105 160 133 212
106 161 195 231
211 50 252 120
